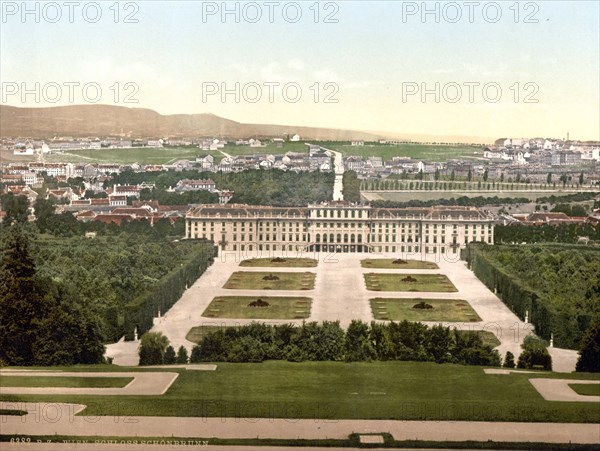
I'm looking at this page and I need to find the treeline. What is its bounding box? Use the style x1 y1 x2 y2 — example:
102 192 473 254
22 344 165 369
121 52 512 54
462 244 600 349
187 320 501 366
107 169 334 206
0 226 216 343
495 224 600 244
371 196 532 209
0 227 105 365
342 171 361 203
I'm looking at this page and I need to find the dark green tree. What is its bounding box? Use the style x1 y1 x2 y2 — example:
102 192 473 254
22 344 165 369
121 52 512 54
1 193 29 225
138 332 169 365
0 227 47 364
163 345 177 364
503 351 516 368
344 320 375 362
576 320 600 372
176 345 189 364
33 198 56 233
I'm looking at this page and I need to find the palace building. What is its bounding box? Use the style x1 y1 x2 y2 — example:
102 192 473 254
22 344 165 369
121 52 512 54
185 202 495 255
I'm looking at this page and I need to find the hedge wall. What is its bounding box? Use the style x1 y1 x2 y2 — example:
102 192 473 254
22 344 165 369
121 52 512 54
463 244 557 344
123 242 216 340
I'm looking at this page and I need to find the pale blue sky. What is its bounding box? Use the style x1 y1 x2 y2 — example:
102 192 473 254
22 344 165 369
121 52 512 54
1 1 598 140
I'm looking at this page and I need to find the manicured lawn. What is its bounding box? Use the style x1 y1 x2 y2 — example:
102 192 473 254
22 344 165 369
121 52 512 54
185 325 232 344
370 298 481 322
0 376 133 388
240 258 318 268
364 273 457 292
224 271 315 290
361 259 438 269
201 296 312 319
2 361 599 423
569 384 600 397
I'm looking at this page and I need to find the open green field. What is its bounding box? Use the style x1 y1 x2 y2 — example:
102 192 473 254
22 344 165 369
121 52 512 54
364 273 457 292
569 384 600 397
328 143 480 160
361 259 438 269
240 258 318 268
1 361 599 422
0 376 133 388
42 147 219 165
370 298 481 322
201 296 311 319
224 271 315 290
225 142 309 156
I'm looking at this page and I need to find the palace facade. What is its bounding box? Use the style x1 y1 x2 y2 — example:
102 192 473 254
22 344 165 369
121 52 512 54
185 202 495 256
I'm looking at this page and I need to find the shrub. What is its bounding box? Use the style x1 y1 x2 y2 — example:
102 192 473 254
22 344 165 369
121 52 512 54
163 345 176 364
138 332 169 365
503 351 516 368
176 346 189 364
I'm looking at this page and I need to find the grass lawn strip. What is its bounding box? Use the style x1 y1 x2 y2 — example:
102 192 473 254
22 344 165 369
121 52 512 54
365 273 457 292
202 296 312 319
371 298 481 322
361 259 439 269
568 384 600 397
240 258 317 268
0 376 133 388
1 361 598 422
224 271 315 290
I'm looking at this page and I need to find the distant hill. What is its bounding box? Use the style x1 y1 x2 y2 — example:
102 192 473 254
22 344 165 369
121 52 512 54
0 105 381 141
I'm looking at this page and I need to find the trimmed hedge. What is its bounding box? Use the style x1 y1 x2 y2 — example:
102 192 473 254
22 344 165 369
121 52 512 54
123 242 216 340
462 243 599 349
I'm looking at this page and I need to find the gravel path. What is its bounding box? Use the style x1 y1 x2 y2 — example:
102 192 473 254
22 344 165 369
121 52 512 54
0 371 178 396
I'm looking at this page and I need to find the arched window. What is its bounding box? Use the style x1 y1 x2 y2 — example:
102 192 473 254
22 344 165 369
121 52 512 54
344 233 348 243
316 233 321 242
337 233 342 243
351 234 356 243
358 235 363 243
323 234 327 242
330 233 334 243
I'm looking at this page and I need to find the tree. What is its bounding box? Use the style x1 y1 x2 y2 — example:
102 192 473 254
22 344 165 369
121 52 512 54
579 171 584 186
1 193 29 225
0 227 104 365
547 173 552 184
503 351 516 368
434 168 440 181
0 227 48 364
176 345 189 364
576 320 600 372
163 345 177 364
33 198 56 233
344 320 375 362
483 169 488 182
138 332 170 365
450 170 455 181
467 169 472 182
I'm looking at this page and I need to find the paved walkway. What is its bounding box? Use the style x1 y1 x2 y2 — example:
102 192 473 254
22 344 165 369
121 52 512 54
1 403 598 444
106 252 578 372
529 379 600 402
0 371 178 396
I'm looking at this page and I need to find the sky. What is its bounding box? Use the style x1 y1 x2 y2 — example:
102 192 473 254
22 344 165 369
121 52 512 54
1 0 599 141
